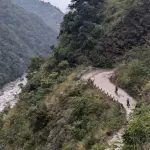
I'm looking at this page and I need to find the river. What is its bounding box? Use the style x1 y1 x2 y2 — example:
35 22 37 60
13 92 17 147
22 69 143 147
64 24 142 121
0 74 27 112
0 69 136 149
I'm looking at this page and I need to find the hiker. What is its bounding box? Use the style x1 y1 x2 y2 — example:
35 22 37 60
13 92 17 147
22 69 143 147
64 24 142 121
127 98 130 108
115 86 118 95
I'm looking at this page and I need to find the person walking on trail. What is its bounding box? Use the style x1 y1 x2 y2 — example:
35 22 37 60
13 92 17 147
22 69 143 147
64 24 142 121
115 86 118 95
127 98 130 108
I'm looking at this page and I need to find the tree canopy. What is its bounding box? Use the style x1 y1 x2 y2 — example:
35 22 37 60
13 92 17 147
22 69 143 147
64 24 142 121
56 0 150 67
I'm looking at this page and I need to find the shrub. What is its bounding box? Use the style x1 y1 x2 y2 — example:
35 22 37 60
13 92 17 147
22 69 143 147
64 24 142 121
29 56 45 72
123 106 150 149
58 60 69 69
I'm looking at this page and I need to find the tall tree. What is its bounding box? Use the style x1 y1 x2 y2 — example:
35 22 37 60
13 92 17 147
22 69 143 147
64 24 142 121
57 0 104 64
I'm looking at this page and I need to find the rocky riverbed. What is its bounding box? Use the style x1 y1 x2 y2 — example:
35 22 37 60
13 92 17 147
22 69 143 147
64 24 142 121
0 74 27 112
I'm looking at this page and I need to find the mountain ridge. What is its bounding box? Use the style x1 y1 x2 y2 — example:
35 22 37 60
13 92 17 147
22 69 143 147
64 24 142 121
11 0 64 32
0 0 58 87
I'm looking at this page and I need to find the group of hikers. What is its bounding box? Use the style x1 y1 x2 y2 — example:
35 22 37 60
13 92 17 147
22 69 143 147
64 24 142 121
115 86 130 108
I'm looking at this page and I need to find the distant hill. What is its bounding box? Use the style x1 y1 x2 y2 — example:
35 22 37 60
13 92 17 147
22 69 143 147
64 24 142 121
12 0 64 32
0 0 57 87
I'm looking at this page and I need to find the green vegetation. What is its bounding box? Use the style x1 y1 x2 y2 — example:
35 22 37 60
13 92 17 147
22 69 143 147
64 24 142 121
55 1 150 149
113 46 150 102
0 0 57 87
56 0 150 67
1 0 150 149
113 46 150 149
0 56 125 150
12 0 64 32
123 106 150 150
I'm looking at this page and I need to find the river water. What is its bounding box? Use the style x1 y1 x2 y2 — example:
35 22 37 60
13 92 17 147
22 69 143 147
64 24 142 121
0 74 27 112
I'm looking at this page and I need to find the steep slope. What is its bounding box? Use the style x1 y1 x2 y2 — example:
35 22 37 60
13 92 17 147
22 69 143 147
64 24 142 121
12 0 64 32
112 46 150 149
57 0 150 67
0 57 125 150
0 0 57 87
1 0 150 150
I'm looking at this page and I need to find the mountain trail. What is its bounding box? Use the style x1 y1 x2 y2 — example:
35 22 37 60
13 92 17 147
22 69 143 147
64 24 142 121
81 68 137 150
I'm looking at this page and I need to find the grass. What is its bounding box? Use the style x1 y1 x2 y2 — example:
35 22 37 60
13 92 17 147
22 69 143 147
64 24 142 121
0 64 126 150
112 46 150 103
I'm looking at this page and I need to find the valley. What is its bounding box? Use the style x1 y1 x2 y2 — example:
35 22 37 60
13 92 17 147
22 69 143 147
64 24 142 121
0 0 150 150
0 0 63 88
11 0 64 32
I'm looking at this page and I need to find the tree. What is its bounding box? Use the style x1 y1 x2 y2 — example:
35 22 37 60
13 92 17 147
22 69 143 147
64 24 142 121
29 56 45 72
57 0 104 65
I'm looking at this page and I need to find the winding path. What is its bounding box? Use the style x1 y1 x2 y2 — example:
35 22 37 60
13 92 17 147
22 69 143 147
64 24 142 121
81 69 137 150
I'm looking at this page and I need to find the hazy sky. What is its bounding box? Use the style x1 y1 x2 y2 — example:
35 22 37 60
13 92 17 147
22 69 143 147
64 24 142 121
43 0 71 12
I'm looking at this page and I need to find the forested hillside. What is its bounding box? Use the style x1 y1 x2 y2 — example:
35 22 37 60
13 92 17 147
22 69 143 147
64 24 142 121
104 1 150 149
0 56 125 150
1 0 150 150
57 0 150 67
12 0 64 32
113 46 150 149
0 0 57 87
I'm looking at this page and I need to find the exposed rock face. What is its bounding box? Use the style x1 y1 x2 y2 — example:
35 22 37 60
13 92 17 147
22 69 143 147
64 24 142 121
12 0 64 32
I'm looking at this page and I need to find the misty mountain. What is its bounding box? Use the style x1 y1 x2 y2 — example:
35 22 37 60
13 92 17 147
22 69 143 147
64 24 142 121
12 0 64 32
0 0 57 87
